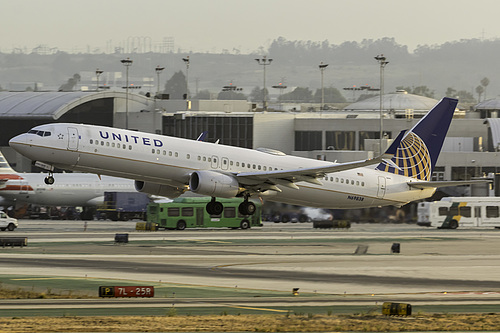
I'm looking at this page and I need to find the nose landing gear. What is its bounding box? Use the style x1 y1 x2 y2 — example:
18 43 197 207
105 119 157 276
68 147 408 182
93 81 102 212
44 172 55 185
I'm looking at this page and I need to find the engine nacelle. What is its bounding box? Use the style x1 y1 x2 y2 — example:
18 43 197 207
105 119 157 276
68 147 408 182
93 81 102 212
134 181 184 198
189 170 240 198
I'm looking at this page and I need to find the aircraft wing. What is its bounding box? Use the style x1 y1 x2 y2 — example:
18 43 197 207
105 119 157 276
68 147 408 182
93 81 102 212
408 179 492 189
235 153 393 190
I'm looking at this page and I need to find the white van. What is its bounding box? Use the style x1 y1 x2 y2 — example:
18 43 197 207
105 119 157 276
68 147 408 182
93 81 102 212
0 211 18 231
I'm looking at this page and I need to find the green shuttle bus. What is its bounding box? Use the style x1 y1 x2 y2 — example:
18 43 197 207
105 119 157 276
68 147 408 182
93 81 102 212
147 197 262 230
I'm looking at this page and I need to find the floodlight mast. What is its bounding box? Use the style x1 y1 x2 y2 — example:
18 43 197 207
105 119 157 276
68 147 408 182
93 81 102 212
255 56 273 111
374 54 389 153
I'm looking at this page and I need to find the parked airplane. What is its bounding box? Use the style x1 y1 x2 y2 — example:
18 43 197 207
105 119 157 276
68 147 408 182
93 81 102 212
0 151 135 216
9 97 485 216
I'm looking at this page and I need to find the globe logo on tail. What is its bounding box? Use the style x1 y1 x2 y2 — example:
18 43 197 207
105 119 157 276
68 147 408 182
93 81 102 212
380 132 432 181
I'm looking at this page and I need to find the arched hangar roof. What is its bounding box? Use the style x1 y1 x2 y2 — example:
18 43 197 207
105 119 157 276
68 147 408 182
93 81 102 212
343 91 439 111
475 98 500 110
0 91 150 119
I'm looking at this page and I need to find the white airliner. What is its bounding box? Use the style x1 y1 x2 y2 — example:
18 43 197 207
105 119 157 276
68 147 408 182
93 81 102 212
9 97 484 216
0 151 135 209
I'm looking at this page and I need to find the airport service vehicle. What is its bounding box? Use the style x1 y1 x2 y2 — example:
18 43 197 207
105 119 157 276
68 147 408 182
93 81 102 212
97 192 150 221
0 211 18 231
9 98 487 216
417 197 500 229
147 197 262 230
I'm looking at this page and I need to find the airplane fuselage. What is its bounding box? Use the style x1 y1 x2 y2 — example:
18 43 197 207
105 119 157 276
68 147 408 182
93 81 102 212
0 173 135 207
9 123 435 209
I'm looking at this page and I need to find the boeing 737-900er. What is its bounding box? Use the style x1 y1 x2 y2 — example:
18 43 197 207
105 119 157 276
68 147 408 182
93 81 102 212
0 151 135 214
8 97 486 216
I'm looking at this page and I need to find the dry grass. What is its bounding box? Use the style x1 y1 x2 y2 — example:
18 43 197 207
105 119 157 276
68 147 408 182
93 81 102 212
0 313 499 332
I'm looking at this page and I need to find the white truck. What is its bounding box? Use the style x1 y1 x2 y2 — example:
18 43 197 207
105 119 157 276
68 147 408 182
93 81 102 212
0 211 18 231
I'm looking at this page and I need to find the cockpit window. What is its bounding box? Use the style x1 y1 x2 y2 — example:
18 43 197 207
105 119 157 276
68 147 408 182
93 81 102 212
28 130 52 137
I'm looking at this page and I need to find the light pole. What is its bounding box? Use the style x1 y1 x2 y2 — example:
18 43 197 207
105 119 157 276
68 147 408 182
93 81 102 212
272 81 287 110
319 62 329 110
255 56 273 110
95 69 103 91
121 57 133 129
155 65 165 96
374 54 389 152
182 56 190 109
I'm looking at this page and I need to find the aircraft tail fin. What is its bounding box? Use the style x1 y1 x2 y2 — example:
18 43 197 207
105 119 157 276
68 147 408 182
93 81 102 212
0 151 17 175
376 97 458 181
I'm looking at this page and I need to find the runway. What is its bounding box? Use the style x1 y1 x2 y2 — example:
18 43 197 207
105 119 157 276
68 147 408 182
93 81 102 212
1 220 500 313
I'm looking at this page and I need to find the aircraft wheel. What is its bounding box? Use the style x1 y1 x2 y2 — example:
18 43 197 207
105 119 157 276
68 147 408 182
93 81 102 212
206 200 223 215
44 176 55 185
238 201 256 215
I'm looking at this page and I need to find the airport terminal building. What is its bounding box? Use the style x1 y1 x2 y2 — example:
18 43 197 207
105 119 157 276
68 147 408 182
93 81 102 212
1 90 500 195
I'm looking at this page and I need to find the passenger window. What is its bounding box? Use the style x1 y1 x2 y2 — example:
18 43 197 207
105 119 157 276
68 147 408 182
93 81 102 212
167 208 180 217
129 145 132 150
157 149 160 154
438 207 449 216
242 163 245 167
449 206 459 216
224 207 236 218
117 143 121 148
460 206 471 217
175 152 178 157
90 139 93 144
486 206 499 218
101 141 104 146
181 207 194 216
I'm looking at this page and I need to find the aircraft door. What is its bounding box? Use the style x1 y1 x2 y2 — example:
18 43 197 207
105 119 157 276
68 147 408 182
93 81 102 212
211 156 219 169
67 127 79 151
221 157 229 170
377 176 386 198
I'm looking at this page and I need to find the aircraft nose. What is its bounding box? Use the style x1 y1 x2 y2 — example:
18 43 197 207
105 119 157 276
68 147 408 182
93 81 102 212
9 134 28 153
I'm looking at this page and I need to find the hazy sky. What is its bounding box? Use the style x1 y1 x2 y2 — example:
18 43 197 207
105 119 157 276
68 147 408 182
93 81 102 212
1 0 499 54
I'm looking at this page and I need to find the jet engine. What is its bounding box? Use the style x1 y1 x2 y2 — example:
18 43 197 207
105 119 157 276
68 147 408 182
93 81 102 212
134 181 184 198
189 170 240 198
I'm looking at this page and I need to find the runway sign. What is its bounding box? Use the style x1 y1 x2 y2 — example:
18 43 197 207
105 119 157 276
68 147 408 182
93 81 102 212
99 286 155 298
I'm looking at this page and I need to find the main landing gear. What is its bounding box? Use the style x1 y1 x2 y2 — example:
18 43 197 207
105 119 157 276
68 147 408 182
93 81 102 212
44 172 55 185
205 196 256 216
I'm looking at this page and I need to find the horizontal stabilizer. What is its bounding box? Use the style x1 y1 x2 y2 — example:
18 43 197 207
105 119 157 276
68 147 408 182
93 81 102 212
408 179 492 189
